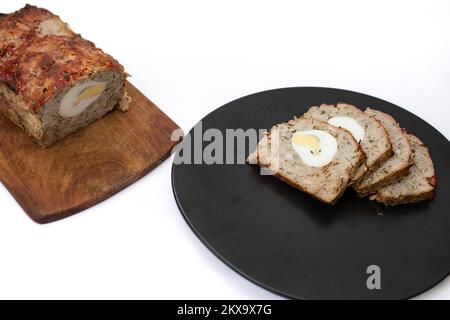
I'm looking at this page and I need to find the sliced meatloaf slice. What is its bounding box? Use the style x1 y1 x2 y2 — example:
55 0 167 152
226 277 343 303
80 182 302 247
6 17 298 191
354 109 413 196
304 103 392 182
371 134 436 205
248 117 365 205
0 5 130 148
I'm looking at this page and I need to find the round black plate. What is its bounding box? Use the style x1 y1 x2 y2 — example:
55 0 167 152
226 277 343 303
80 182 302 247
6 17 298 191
172 87 450 300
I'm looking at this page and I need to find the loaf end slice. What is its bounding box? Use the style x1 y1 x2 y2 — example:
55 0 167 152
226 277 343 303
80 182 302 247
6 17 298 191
249 117 365 205
354 109 413 196
371 134 436 205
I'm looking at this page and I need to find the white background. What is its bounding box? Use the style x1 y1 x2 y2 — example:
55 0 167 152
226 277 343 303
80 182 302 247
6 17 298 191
0 0 448 300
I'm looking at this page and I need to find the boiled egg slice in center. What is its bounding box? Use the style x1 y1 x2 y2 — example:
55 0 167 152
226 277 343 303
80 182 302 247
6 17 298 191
328 116 365 143
291 130 338 167
59 81 107 118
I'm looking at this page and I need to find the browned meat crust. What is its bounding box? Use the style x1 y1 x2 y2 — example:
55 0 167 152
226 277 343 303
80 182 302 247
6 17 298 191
0 5 125 114
0 5 73 58
0 36 124 113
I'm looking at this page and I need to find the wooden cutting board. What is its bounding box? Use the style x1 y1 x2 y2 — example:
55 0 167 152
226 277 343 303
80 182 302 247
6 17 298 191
0 82 182 223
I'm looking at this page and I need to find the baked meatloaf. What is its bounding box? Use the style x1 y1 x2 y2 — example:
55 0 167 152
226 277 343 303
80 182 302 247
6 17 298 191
248 117 365 205
0 5 130 147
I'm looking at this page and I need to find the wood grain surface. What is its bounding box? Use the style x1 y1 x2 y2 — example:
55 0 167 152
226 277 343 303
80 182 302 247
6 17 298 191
0 81 182 223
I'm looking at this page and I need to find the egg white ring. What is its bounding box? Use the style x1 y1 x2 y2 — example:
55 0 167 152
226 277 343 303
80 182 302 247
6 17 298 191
328 116 365 143
59 81 107 118
291 130 338 167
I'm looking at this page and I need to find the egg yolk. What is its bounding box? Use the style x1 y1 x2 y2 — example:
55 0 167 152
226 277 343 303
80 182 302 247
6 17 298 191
74 83 106 106
292 134 321 155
